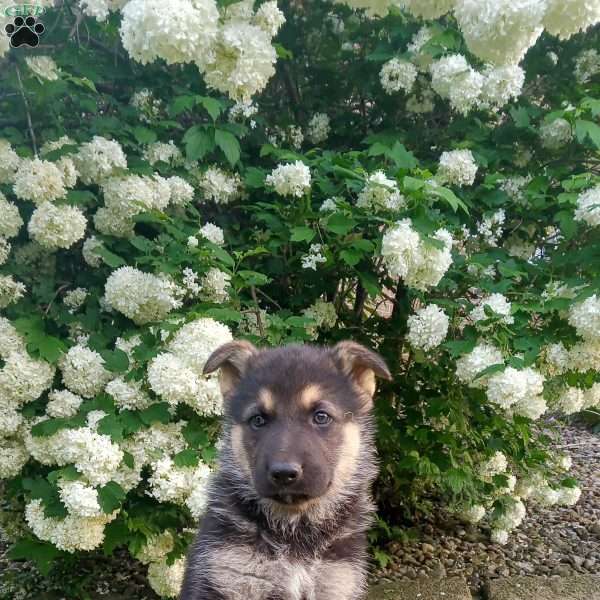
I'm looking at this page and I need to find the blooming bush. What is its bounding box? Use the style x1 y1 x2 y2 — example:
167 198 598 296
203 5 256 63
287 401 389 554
0 0 599 596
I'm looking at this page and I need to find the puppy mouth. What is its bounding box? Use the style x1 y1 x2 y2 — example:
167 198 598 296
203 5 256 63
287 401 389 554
270 492 311 505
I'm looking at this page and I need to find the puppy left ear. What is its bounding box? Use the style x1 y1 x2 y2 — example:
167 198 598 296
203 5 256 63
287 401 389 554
331 341 391 407
203 340 258 397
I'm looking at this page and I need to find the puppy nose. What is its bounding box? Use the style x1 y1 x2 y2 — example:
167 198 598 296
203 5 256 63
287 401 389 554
269 462 302 486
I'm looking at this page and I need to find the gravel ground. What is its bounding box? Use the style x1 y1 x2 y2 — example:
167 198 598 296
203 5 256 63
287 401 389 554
372 424 600 592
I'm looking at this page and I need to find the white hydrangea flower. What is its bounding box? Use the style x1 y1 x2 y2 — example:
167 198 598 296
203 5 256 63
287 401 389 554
0 192 23 238
430 54 483 115
493 498 526 532
147 557 186 599
357 171 406 211
253 0 286 36
186 462 212 518
584 383 600 409
574 185 600 228
46 389 83 418
556 486 582 506
301 243 327 270
381 219 453 291
406 86 436 114
104 267 184 324
202 21 277 102
123 421 186 468
557 386 585 415
569 339 600 373
574 49 600 84
101 174 171 217
25 55 60 81
302 299 338 338
0 317 26 358
55 157 79 189
500 175 531 204
568 295 600 341
168 176 195 206
543 0 600 40
470 293 514 325
380 58 418 95
540 118 573 150
437 149 478 187
453 0 545 66
58 480 102 518
143 141 183 167
136 531 175 565
198 222 225 246
40 135 76 156
306 112 331 145
148 456 196 503
319 198 337 212
59 344 113 398
198 167 243 204
93 207 135 239
130 88 163 123
120 0 219 66
25 498 116 552
0 140 21 184
266 161 311 198
0 438 29 479
63 288 88 310
200 268 231 303
0 275 26 308
82 236 104 267
557 454 572 471
461 504 486 524
456 342 504 388
333 0 394 17
0 352 55 405
400 0 454 19
106 377 152 411
147 352 200 406
480 451 508 479
78 0 127 21
74 136 127 185
486 366 544 411
491 529 509 545
532 481 561 507
28 202 87 250
406 304 449 351
479 65 525 109
476 209 506 247
512 392 548 420
13 158 66 204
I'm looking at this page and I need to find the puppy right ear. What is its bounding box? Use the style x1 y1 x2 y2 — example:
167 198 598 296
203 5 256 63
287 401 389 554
203 340 258 397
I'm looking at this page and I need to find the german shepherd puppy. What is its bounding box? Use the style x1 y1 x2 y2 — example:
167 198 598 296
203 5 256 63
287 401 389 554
180 340 391 600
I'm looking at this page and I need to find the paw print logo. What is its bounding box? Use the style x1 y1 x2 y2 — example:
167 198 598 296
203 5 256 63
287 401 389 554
5 16 45 48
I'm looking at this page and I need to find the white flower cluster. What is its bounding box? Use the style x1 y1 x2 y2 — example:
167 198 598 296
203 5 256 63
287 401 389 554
0 275 26 308
456 342 504 388
543 0 600 40
74 136 127 185
486 366 546 418
143 141 183 167
406 304 449 351
303 299 338 338
147 557 186 599
59 344 113 398
380 58 418 95
28 202 87 250
131 89 164 123
200 268 231 303
437 149 478 187
301 243 327 271
540 118 573 150
104 267 184 324
198 167 243 204
471 293 514 325
46 389 83 418
79 0 127 21
480 451 508 479
568 295 600 341
574 185 600 228
306 113 331 144
575 49 600 84
198 222 225 246
25 498 117 553
266 161 311 198
557 386 586 415
0 140 21 184
357 171 406 212
381 219 454 291
25 55 61 81
491 497 526 545
475 209 506 247
13 158 67 204
147 318 232 415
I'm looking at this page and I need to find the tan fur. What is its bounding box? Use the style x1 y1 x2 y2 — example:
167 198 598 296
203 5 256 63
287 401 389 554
231 425 252 477
257 387 274 413
298 383 323 410
330 422 362 493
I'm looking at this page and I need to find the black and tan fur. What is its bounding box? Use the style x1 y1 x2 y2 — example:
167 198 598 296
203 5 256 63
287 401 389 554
180 341 391 600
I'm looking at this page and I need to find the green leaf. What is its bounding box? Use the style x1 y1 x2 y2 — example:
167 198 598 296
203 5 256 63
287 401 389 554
340 248 362 266
9 539 65 575
244 167 266 188
209 244 236 267
173 449 200 468
133 126 157 145
97 414 125 442
215 129 241 166
100 348 130 373
290 226 315 242
197 96 223 121
140 403 171 425
473 363 505 381
389 142 418 170
403 176 425 192
575 119 600 148
358 271 381 297
429 186 469 214
47 466 80 485
95 246 127 268
169 95 195 117
446 468 468 493
237 270 271 286
184 126 214 161
98 482 126 514
103 518 131 555
325 213 356 235
203 308 242 322
510 106 530 128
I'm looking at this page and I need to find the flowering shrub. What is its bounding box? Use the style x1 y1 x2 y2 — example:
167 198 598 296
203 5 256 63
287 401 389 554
0 0 599 596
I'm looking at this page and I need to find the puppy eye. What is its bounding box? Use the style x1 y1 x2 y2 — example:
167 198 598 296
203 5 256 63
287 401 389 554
249 414 267 429
313 411 332 426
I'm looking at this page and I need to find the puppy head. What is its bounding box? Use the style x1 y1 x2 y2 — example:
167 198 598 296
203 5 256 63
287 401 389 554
204 341 390 509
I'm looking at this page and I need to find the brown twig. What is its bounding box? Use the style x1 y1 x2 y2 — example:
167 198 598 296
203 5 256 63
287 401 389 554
14 63 37 155
250 286 266 337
